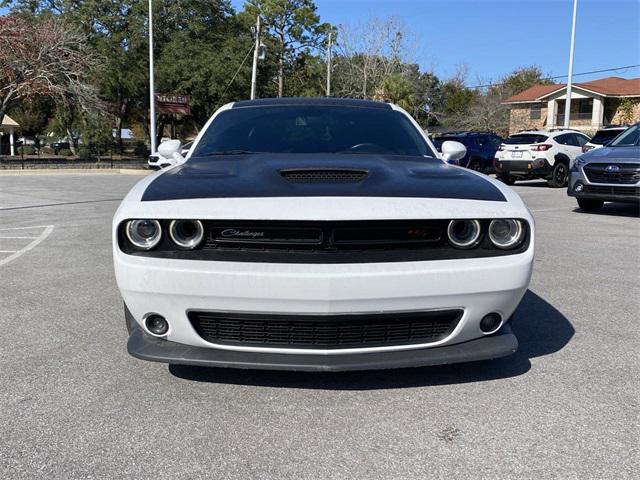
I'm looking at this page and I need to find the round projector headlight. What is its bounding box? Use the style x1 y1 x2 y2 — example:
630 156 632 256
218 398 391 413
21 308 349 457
447 219 482 249
126 219 161 250
488 219 524 249
169 219 204 249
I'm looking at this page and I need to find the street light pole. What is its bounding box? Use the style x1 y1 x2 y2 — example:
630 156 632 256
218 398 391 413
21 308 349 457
148 0 157 154
563 0 578 129
250 15 261 100
326 31 332 97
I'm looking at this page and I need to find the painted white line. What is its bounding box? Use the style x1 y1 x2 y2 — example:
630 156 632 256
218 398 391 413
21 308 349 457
0 236 38 239
0 225 52 231
0 250 18 253
0 225 54 267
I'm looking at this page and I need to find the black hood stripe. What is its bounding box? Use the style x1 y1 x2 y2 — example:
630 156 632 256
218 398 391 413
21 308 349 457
142 154 506 202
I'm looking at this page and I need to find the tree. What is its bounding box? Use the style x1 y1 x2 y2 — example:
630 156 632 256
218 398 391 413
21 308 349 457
242 0 332 97
0 14 100 127
8 98 53 148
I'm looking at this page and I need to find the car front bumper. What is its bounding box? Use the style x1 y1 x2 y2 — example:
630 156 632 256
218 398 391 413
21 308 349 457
126 307 518 371
115 246 533 369
568 170 640 204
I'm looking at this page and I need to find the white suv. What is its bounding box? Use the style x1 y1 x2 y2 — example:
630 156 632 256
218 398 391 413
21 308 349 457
494 129 590 187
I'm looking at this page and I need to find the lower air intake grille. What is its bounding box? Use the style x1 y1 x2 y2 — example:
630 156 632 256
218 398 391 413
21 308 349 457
188 310 462 349
280 169 368 182
582 185 640 196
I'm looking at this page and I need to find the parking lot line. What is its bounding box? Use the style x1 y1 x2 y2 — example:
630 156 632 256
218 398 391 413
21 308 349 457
0 236 38 239
0 225 54 267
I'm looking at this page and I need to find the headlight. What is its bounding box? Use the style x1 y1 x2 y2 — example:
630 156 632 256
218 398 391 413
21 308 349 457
488 219 524 249
126 219 162 250
447 219 481 249
169 219 204 249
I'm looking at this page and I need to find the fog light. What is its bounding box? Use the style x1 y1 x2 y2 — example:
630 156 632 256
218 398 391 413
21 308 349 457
480 313 502 334
575 183 584 192
145 314 169 336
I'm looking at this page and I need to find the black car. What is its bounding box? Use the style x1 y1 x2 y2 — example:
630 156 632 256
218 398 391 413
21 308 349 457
433 132 503 173
51 141 71 155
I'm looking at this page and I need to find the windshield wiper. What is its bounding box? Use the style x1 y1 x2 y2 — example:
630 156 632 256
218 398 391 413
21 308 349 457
198 150 258 156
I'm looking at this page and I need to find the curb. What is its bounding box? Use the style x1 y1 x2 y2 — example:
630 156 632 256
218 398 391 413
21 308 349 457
0 168 150 176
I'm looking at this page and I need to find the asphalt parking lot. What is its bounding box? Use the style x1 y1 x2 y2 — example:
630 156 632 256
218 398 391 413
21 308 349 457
0 172 638 479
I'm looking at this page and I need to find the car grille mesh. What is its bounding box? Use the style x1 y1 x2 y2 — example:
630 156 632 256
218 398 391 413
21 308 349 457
583 163 640 184
280 169 369 182
188 310 462 349
582 185 640 196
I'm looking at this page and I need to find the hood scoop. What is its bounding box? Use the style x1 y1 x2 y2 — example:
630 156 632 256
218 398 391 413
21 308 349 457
280 168 369 183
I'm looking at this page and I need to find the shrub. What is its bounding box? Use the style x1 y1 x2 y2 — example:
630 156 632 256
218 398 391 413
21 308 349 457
77 146 93 160
58 148 73 157
40 146 54 155
134 141 149 157
19 145 37 155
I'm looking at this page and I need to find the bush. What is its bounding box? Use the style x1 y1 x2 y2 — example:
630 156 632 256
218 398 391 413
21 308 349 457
77 146 93 160
19 145 37 155
58 148 73 157
40 146 54 155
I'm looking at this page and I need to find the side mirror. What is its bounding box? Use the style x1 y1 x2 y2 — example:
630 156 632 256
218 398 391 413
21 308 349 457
441 140 467 163
157 139 185 167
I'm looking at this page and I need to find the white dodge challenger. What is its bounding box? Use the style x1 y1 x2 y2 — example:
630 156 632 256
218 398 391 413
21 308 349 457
113 98 534 371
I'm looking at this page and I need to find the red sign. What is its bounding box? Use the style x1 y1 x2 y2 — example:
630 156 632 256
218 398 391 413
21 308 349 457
155 93 190 115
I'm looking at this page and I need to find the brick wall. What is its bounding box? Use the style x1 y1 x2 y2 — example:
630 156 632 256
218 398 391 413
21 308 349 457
508 105 547 134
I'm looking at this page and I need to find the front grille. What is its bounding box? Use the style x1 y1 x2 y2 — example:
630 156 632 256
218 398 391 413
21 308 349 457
280 169 368 182
583 163 640 184
188 310 463 349
582 185 640 197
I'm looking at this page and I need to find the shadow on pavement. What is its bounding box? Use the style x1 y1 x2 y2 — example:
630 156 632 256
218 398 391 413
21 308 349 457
511 181 551 188
572 203 639 218
169 290 574 389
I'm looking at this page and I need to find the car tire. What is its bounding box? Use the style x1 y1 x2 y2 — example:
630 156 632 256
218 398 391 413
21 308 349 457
498 173 516 185
577 198 603 212
547 162 568 188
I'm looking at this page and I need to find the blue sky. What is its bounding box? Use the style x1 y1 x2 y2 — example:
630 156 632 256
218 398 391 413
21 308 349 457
234 0 640 85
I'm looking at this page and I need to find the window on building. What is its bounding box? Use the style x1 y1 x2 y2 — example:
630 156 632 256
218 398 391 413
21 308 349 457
530 103 542 120
578 99 593 115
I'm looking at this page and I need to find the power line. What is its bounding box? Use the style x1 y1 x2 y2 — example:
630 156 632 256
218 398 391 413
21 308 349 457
468 64 640 89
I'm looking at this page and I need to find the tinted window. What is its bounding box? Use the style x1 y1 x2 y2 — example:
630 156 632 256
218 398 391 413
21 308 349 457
555 134 571 145
505 134 548 144
590 129 625 145
609 124 640 147
193 106 437 158
574 134 589 146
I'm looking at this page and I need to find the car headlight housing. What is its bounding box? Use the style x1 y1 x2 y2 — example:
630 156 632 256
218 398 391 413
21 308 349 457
488 219 524 249
574 156 586 167
169 219 204 249
126 219 162 250
447 219 482 249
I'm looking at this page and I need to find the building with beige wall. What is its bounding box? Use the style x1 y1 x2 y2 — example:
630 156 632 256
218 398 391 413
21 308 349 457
503 77 640 135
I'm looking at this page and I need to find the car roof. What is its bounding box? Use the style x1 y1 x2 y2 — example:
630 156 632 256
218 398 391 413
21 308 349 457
435 131 495 137
232 97 392 110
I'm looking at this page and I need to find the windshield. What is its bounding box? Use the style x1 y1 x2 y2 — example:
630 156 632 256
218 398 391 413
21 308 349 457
608 124 640 147
590 129 624 145
504 134 548 145
192 105 437 158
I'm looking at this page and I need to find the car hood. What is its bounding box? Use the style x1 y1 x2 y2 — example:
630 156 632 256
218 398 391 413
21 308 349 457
140 153 506 202
583 146 640 163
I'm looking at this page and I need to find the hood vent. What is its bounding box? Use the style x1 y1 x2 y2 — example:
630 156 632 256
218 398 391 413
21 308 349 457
280 168 369 183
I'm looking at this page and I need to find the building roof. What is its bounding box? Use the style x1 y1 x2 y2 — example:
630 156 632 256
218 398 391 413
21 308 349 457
503 77 640 104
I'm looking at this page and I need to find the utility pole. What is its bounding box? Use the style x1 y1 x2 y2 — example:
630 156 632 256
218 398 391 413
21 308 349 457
563 0 578 129
326 31 332 97
250 15 261 100
148 0 157 154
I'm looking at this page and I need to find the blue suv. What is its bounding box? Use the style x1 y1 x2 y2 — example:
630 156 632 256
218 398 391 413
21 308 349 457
433 132 503 173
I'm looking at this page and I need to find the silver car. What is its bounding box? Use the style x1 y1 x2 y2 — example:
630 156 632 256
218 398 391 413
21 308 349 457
568 123 640 212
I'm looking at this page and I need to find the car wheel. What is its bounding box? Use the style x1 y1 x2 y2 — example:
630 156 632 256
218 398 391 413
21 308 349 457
577 198 603 212
498 173 516 185
547 162 568 188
